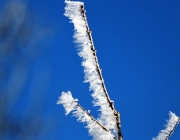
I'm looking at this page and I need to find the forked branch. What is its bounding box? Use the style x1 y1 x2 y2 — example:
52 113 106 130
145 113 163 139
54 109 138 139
59 1 179 140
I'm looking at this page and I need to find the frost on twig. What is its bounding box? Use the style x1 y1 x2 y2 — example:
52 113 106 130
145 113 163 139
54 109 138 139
153 111 180 140
57 91 117 140
63 1 122 139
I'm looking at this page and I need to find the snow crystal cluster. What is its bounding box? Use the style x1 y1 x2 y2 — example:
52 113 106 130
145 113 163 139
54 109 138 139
57 91 77 115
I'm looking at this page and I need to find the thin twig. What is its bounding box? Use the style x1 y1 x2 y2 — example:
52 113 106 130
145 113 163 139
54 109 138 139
165 118 180 140
80 4 123 140
75 102 117 140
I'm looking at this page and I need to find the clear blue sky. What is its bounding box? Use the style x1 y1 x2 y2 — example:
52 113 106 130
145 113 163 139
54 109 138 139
0 0 180 140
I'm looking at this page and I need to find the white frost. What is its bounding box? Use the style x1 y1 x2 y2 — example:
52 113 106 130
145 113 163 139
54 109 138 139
153 111 180 140
64 0 117 135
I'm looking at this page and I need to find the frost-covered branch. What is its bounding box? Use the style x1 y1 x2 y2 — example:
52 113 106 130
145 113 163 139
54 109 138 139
57 91 117 140
79 5 122 139
58 1 180 140
153 111 180 140
63 1 122 139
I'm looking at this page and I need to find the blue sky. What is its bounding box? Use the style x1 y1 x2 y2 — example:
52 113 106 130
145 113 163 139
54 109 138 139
0 0 180 140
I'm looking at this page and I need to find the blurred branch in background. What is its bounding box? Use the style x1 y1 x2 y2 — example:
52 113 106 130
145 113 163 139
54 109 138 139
0 0 33 115
0 0 54 139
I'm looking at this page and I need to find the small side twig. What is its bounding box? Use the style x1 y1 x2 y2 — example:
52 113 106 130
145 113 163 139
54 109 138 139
76 102 117 140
